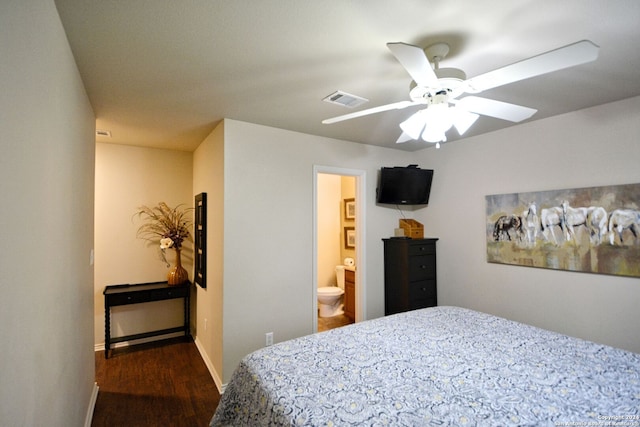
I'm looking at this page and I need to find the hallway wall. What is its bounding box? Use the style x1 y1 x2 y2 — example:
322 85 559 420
0 1 96 424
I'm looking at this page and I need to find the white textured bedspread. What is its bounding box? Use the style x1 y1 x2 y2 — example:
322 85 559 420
211 306 640 426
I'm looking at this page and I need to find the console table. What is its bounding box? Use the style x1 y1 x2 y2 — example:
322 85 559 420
103 281 191 358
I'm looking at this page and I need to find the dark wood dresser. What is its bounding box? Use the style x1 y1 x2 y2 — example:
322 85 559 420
383 238 438 315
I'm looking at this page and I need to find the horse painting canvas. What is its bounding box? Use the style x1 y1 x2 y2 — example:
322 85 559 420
486 182 640 278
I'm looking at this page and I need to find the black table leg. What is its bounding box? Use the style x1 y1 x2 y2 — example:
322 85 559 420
105 304 110 359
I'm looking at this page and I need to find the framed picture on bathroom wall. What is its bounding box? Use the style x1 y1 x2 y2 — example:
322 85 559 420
344 198 355 221
344 226 355 249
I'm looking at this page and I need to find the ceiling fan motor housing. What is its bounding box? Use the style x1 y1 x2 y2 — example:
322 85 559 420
408 42 467 104
409 83 450 105
408 69 465 105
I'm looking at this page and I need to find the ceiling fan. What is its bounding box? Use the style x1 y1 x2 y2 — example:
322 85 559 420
323 40 599 147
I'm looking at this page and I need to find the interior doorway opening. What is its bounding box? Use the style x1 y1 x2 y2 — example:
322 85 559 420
313 166 366 333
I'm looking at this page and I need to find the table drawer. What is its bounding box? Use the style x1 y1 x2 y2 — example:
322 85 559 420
150 286 189 301
107 291 151 306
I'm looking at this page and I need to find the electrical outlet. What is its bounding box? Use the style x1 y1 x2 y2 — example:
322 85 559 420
265 332 273 346
204 318 208 331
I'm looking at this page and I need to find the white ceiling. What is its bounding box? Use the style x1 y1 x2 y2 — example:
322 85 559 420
54 0 640 152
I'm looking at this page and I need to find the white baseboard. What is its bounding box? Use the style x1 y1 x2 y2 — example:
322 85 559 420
94 331 185 352
194 335 226 394
84 382 99 427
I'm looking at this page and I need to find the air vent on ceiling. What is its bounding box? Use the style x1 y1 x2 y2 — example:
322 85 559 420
323 91 368 108
96 129 112 137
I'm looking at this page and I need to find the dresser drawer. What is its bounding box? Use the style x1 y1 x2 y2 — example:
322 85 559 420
150 286 189 301
107 291 151 306
409 280 436 310
409 280 436 300
408 255 436 279
409 297 437 310
408 243 436 256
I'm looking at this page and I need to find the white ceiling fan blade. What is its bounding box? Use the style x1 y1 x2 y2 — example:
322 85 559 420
453 96 537 122
452 108 480 135
465 40 599 93
387 42 439 88
322 100 419 124
396 131 414 144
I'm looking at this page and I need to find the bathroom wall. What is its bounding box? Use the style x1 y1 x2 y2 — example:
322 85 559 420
340 176 356 265
317 174 342 287
317 174 357 287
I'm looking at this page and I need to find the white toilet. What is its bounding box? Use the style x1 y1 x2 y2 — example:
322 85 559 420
317 265 346 318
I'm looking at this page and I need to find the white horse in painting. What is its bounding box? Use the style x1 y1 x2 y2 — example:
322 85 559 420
521 201 539 246
540 206 564 244
560 201 608 245
586 206 608 245
561 200 589 243
608 209 640 245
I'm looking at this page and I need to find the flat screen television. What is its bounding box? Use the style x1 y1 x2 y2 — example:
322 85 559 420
376 166 434 205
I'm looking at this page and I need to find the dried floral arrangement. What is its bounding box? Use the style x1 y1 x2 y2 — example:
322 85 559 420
135 202 193 265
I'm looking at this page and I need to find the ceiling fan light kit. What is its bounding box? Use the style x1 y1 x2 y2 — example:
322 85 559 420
398 102 480 147
323 40 599 147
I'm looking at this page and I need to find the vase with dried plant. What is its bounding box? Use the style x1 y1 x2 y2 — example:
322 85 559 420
135 202 193 285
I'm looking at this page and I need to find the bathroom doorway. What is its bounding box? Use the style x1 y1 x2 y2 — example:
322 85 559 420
313 166 366 332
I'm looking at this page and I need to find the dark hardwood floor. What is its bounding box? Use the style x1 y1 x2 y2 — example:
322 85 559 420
92 337 220 427
91 317 351 426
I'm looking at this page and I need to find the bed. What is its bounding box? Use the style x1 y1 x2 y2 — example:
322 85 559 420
210 306 640 426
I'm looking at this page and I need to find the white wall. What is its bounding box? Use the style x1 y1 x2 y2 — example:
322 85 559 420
192 122 225 390
417 96 640 353
94 143 193 346
195 119 417 383
0 0 96 425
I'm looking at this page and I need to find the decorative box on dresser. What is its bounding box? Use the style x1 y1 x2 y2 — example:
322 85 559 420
382 238 438 315
344 268 356 321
